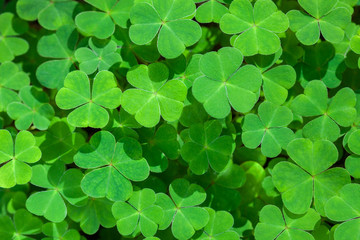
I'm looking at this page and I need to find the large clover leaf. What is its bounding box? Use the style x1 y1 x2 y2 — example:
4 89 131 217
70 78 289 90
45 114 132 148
55 70 122 128
122 63 187 128
181 120 234 175
272 138 351 215
74 131 150 201
26 161 88 222
129 0 201 59
192 47 262 118
195 0 229 24
0 130 41 188
325 183 360 240
287 0 351 45
156 178 209 240
112 188 163 237
242 101 294 158
220 0 289 56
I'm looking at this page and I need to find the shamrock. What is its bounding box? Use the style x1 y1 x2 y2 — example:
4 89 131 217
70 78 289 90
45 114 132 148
0 209 42 240
75 38 122 75
195 0 229 24
42 221 80 240
290 80 357 142
0 13 29 63
181 120 234 175
74 131 150 201
272 138 351 215
121 63 187 128
55 70 122 128
67 197 116 235
112 188 164 237
345 155 360 178
0 130 41 188
26 161 88 222
255 205 320 240
156 178 209 240
192 47 262 118
7 86 55 130
220 0 289 56
104 108 141 140
16 0 79 30
287 0 351 45
325 184 360 240
36 25 78 89
75 0 134 39
129 0 202 59
348 129 360 155
242 101 295 158
0 61 29 112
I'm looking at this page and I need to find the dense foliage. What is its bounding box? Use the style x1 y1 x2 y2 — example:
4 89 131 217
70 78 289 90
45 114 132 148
0 0 360 239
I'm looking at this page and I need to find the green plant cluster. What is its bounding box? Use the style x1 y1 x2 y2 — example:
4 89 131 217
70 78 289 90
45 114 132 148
1 0 360 239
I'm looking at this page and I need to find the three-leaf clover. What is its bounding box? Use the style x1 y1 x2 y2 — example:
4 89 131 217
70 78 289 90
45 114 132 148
121 63 187 128
242 101 295 158
0 130 41 188
42 221 80 240
287 0 351 45
220 0 289 56
195 0 229 24
181 120 234 175
129 0 202 59
192 47 262 118
272 138 351 215
7 86 55 130
156 178 209 240
74 131 150 201
112 188 164 237
55 70 122 128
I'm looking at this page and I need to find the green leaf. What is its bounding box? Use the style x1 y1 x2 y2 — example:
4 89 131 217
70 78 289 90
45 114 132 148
195 0 228 23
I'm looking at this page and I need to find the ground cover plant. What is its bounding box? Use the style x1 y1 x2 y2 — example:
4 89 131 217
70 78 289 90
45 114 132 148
1 0 360 239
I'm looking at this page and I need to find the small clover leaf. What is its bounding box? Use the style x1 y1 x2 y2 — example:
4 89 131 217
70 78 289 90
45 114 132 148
325 184 360 240
129 0 202 59
0 12 29 63
272 138 351 215
75 37 122 75
42 221 80 240
104 108 141 140
255 205 320 240
192 47 262 118
0 130 41 188
122 63 187 127
348 129 360 155
287 0 351 45
112 188 164 237
181 120 234 175
156 178 209 240
74 131 150 201
195 0 229 24
7 86 55 130
345 155 360 178
55 70 122 128
220 0 289 56
242 101 295 158
0 61 29 112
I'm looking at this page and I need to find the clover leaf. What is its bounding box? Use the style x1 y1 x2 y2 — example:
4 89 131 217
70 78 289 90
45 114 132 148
255 205 320 240
42 221 80 240
112 188 163 237
0 12 29 63
74 131 150 201
104 108 141 140
75 0 134 39
192 47 262 118
75 37 122 75
290 80 357 142
242 101 295 158
287 0 351 45
129 0 202 59
26 161 88 222
325 184 360 240
7 86 55 130
122 63 187 127
220 0 289 56
195 0 229 24
0 61 29 112
156 178 209 240
181 120 234 174
348 129 360 155
56 70 122 128
0 130 41 188
272 138 351 215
